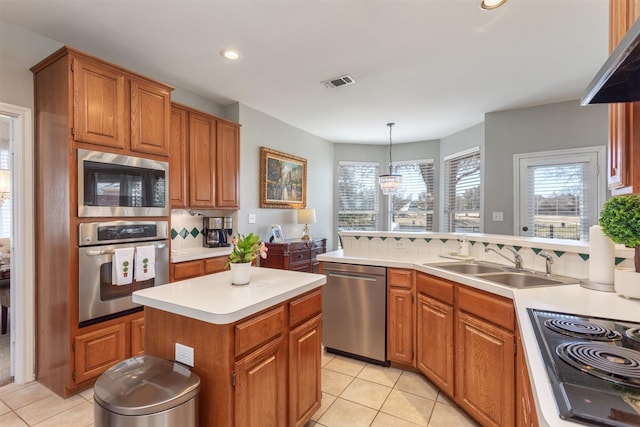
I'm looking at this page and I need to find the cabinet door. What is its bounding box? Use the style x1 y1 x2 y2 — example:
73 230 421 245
131 316 145 356
416 293 454 397
74 323 126 384
189 112 216 208
216 121 240 208
130 77 171 156
456 312 515 427
387 286 414 365
516 328 539 427
235 336 287 427
73 58 127 149
169 105 189 207
289 314 322 427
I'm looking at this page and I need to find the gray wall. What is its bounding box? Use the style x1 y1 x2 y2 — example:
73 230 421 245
484 100 608 234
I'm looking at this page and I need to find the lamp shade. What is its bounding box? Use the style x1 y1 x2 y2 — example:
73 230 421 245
297 208 316 225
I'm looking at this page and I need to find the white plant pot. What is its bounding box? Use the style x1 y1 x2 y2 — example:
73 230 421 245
614 268 640 299
230 262 251 286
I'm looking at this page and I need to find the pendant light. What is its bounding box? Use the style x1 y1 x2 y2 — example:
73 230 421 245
379 122 402 194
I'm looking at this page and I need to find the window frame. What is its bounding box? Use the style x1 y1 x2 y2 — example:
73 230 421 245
513 146 606 241
387 159 435 231
337 160 380 232
442 147 482 233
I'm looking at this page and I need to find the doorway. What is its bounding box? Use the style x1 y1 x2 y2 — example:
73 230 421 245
0 102 35 385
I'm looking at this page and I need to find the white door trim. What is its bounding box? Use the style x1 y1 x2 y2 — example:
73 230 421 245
0 101 35 384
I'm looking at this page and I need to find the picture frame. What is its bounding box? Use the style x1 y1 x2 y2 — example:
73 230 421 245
260 147 307 209
270 224 285 243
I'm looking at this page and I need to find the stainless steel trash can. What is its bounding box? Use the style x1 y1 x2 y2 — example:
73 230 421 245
94 355 200 427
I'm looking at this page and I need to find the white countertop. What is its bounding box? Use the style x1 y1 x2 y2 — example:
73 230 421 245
133 267 326 324
317 250 640 427
171 246 232 263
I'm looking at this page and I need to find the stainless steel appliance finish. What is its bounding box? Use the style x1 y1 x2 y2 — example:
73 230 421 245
202 217 231 248
528 309 640 427
94 355 200 427
77 149 169 217
322 262 388 365
78 221 169 326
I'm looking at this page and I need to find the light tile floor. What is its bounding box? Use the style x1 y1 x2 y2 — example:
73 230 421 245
0 350 479 426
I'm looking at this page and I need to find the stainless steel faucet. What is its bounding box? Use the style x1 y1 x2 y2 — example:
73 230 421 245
538 252 554 276
485 246 523 270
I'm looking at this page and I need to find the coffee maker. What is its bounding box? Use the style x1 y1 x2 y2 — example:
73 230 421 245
203 217 230 248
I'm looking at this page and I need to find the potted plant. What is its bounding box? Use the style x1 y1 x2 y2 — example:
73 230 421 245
227 233 268 285
598 195 640 299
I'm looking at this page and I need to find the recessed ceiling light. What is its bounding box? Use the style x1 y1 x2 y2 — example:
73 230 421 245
221 49 240 60
480 0 507 10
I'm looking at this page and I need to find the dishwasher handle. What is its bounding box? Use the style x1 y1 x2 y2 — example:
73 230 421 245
327 271 382 282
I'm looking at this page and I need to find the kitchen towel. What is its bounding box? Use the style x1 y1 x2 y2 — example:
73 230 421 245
112 247 134 286
135 245 156 282
589 225 615 284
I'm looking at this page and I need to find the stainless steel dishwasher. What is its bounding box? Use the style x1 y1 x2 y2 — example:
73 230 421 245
322 262 389 365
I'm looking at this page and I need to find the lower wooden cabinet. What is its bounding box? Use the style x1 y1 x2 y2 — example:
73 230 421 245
289 314 322 427
516 324 540 427
235 336 287 426
171 255 228 282
131 316 145 356
387 268 415 366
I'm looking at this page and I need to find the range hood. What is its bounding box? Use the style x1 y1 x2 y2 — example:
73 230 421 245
581 17 640 105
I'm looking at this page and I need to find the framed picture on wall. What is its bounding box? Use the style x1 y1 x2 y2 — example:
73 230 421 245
270 224 285 243
260 147 307 209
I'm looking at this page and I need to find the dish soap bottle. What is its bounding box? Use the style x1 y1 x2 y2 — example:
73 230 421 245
458 235 470 257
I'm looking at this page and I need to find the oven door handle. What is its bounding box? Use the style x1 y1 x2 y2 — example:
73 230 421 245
85 243 167 256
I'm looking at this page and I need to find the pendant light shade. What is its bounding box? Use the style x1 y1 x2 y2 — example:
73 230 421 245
379 122 402 195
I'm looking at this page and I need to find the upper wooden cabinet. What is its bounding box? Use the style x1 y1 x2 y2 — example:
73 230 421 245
608 0 640 194
169 103 241 209
71 53 171 156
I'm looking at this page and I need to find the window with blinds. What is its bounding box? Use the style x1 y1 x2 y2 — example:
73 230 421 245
443 148 481 233
517 149 601 241
338 161 380 231
390 160 435 231
0 115 11 239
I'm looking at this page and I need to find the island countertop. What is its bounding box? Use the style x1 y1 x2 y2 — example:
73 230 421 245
132 267 326 324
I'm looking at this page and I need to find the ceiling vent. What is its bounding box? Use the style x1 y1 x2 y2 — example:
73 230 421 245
322 75 356 88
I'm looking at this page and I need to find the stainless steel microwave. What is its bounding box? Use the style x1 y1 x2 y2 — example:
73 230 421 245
77 149 169 217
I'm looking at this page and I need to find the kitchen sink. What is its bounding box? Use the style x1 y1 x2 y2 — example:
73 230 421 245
474 272 578 288
425 261 579 288
426 262 504 275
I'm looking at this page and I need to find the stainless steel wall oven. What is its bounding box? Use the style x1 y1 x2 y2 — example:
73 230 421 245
77 149 169 217
78 221 169 327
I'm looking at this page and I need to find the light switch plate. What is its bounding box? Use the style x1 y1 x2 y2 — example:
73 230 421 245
175 343 194 367
492 211 504 221
248 213 256 224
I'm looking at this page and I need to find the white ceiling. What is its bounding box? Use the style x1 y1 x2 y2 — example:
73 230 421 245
0 0 609 144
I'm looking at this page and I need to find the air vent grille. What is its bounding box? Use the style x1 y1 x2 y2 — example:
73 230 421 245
322 75 356 88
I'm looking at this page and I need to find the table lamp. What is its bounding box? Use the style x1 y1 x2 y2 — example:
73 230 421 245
297 208 316 241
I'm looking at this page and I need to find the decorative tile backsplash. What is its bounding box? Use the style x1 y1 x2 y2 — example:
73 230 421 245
340 232 635 279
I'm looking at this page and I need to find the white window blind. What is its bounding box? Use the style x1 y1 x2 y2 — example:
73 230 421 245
338 161 380 231
0 115 11 239
517 149 601 241
443 148 481 233
390 160 435 231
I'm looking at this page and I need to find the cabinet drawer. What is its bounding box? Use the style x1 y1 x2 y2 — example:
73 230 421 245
458 286 514 331
388 268 413 289
205 256 227 274
289 289 322 327
173 260 204 281
311 247 325 259
416 273 454 305
289 249 311 264
235 306 286 357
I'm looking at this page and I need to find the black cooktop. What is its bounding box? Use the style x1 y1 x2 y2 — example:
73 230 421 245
528 309 640 427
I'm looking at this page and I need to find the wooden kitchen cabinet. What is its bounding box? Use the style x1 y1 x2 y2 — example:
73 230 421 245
607 0 640 194
144 287 323 426
387 268 415 366
456 286 515 427
131 316 145 356
516 323 539 427
263 238 326 273
31 46 172 397
170 255 229 282
169 103 241 209
73 53 171 156
416 272 454 397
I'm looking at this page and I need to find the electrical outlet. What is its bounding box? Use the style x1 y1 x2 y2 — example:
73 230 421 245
175 343 194 367
394 240 406 249
492 211 504 222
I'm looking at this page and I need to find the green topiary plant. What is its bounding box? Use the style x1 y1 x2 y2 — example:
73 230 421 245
598 195 640 273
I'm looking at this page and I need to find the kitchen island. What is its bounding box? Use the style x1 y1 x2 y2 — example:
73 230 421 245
133 267 326 427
